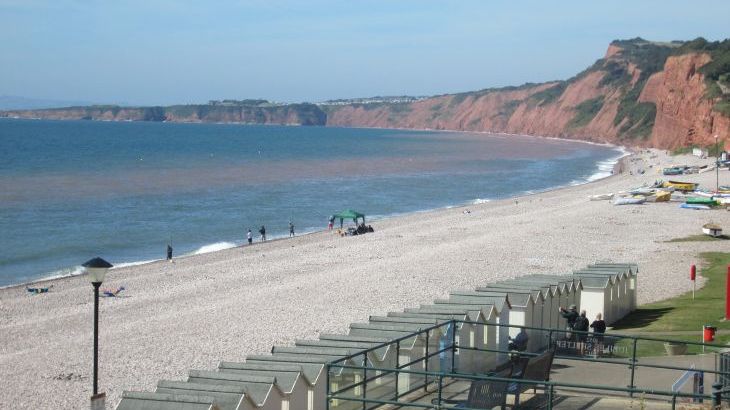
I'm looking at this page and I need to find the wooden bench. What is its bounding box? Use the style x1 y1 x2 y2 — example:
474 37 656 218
508 347 556 406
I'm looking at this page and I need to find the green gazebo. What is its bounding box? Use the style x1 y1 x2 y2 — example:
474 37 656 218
332 209 365 228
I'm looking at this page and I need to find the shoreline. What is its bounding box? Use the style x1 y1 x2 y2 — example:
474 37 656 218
3 142 628 291
2 148 729 409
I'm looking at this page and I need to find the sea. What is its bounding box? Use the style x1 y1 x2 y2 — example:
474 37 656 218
0 119 624 287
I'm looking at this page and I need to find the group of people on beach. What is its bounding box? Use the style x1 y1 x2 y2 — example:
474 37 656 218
244 222 296 245
559 304 607 355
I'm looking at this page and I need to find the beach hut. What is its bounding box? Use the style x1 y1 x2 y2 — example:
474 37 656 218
154 381 247 410
443 292 512 364
393 304 495 373
519 274 582 330
347 322 444 396
411 302 501 371
215 362 316 410
575 267 632 323
486 281 555 348
244 353 356 410
473 288 540 352
572 275 615 325
116 392 217 410
185 371 284 410
589 263 638 312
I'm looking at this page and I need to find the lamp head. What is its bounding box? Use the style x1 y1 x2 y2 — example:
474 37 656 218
82 257 113 284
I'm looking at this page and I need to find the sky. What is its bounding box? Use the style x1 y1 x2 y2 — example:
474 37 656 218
1 0 729 106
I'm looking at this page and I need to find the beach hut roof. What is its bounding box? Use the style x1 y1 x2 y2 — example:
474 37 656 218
435 292 512 312
576 276 611 289
155 381 245 410
187 370 275 407
318 333 391 344
489 281 554 298
213 368 301 394
218 361 319 386
241 357 325 383
474 287 537 306
116 391 216 410
589 262 638 274
431 300 500 317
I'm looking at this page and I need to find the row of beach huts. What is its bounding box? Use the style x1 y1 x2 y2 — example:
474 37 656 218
117 263 638 410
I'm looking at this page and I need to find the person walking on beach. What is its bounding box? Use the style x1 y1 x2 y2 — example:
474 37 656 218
166 243 173 262
259 225 266 241
247 229 252 245
328 215 335 230
289 221 295 237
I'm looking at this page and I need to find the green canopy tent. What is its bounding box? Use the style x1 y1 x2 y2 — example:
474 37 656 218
332 209 365 228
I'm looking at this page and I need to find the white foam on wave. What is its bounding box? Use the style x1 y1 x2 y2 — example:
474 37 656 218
570 147 630 186
191 241 238 255
472 198 491 204
113 259 160 269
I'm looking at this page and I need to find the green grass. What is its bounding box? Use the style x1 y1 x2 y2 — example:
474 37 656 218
612 252 730 332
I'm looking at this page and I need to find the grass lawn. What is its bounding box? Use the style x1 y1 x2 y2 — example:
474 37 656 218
612 252 730 332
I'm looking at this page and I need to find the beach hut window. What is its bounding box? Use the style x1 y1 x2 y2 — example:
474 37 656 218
469 329 475 348
483 325 488 345
455 334 460 355
307 389 314 410
281 399 289 410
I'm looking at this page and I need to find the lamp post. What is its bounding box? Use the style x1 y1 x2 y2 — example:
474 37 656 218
82 257 113 400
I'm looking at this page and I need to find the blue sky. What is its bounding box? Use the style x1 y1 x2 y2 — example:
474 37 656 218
1 0 729 105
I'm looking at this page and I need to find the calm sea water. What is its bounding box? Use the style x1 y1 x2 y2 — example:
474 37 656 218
0 119 623 286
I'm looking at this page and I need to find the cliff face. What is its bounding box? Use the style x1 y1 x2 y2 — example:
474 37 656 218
326 40 730 150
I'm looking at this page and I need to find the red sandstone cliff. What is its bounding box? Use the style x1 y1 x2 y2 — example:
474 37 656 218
326 42 730 150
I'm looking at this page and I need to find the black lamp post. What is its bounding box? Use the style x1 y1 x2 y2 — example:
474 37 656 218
82 257 113 397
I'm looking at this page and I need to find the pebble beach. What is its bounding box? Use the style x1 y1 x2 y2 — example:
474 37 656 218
1 148 729 409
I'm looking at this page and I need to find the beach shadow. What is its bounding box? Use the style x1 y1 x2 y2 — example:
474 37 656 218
610 307 674 330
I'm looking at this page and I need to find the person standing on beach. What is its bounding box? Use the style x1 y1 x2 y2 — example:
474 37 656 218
247 229 252 245
559 304 579 340
259 225 266 241
328 215 334 230
289 221 295 237
166 243 173 262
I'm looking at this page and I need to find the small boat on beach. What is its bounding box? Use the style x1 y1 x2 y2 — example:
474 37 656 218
663 167 684 175
612 196 645 205
663 181 699 192
686 197 718 206
680 203 711 210
589 193 613 201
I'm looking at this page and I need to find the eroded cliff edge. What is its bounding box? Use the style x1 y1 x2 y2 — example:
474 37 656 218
325 38 730 150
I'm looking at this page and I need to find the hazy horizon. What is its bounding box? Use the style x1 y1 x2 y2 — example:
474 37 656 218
2 0 729 106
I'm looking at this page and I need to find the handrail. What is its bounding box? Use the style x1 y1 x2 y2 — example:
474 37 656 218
327 363 714 402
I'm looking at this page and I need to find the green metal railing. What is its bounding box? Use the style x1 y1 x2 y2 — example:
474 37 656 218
326 320 730 409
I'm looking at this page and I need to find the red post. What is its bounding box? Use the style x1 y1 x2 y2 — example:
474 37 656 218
690 265 696 281
726 266 730 320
